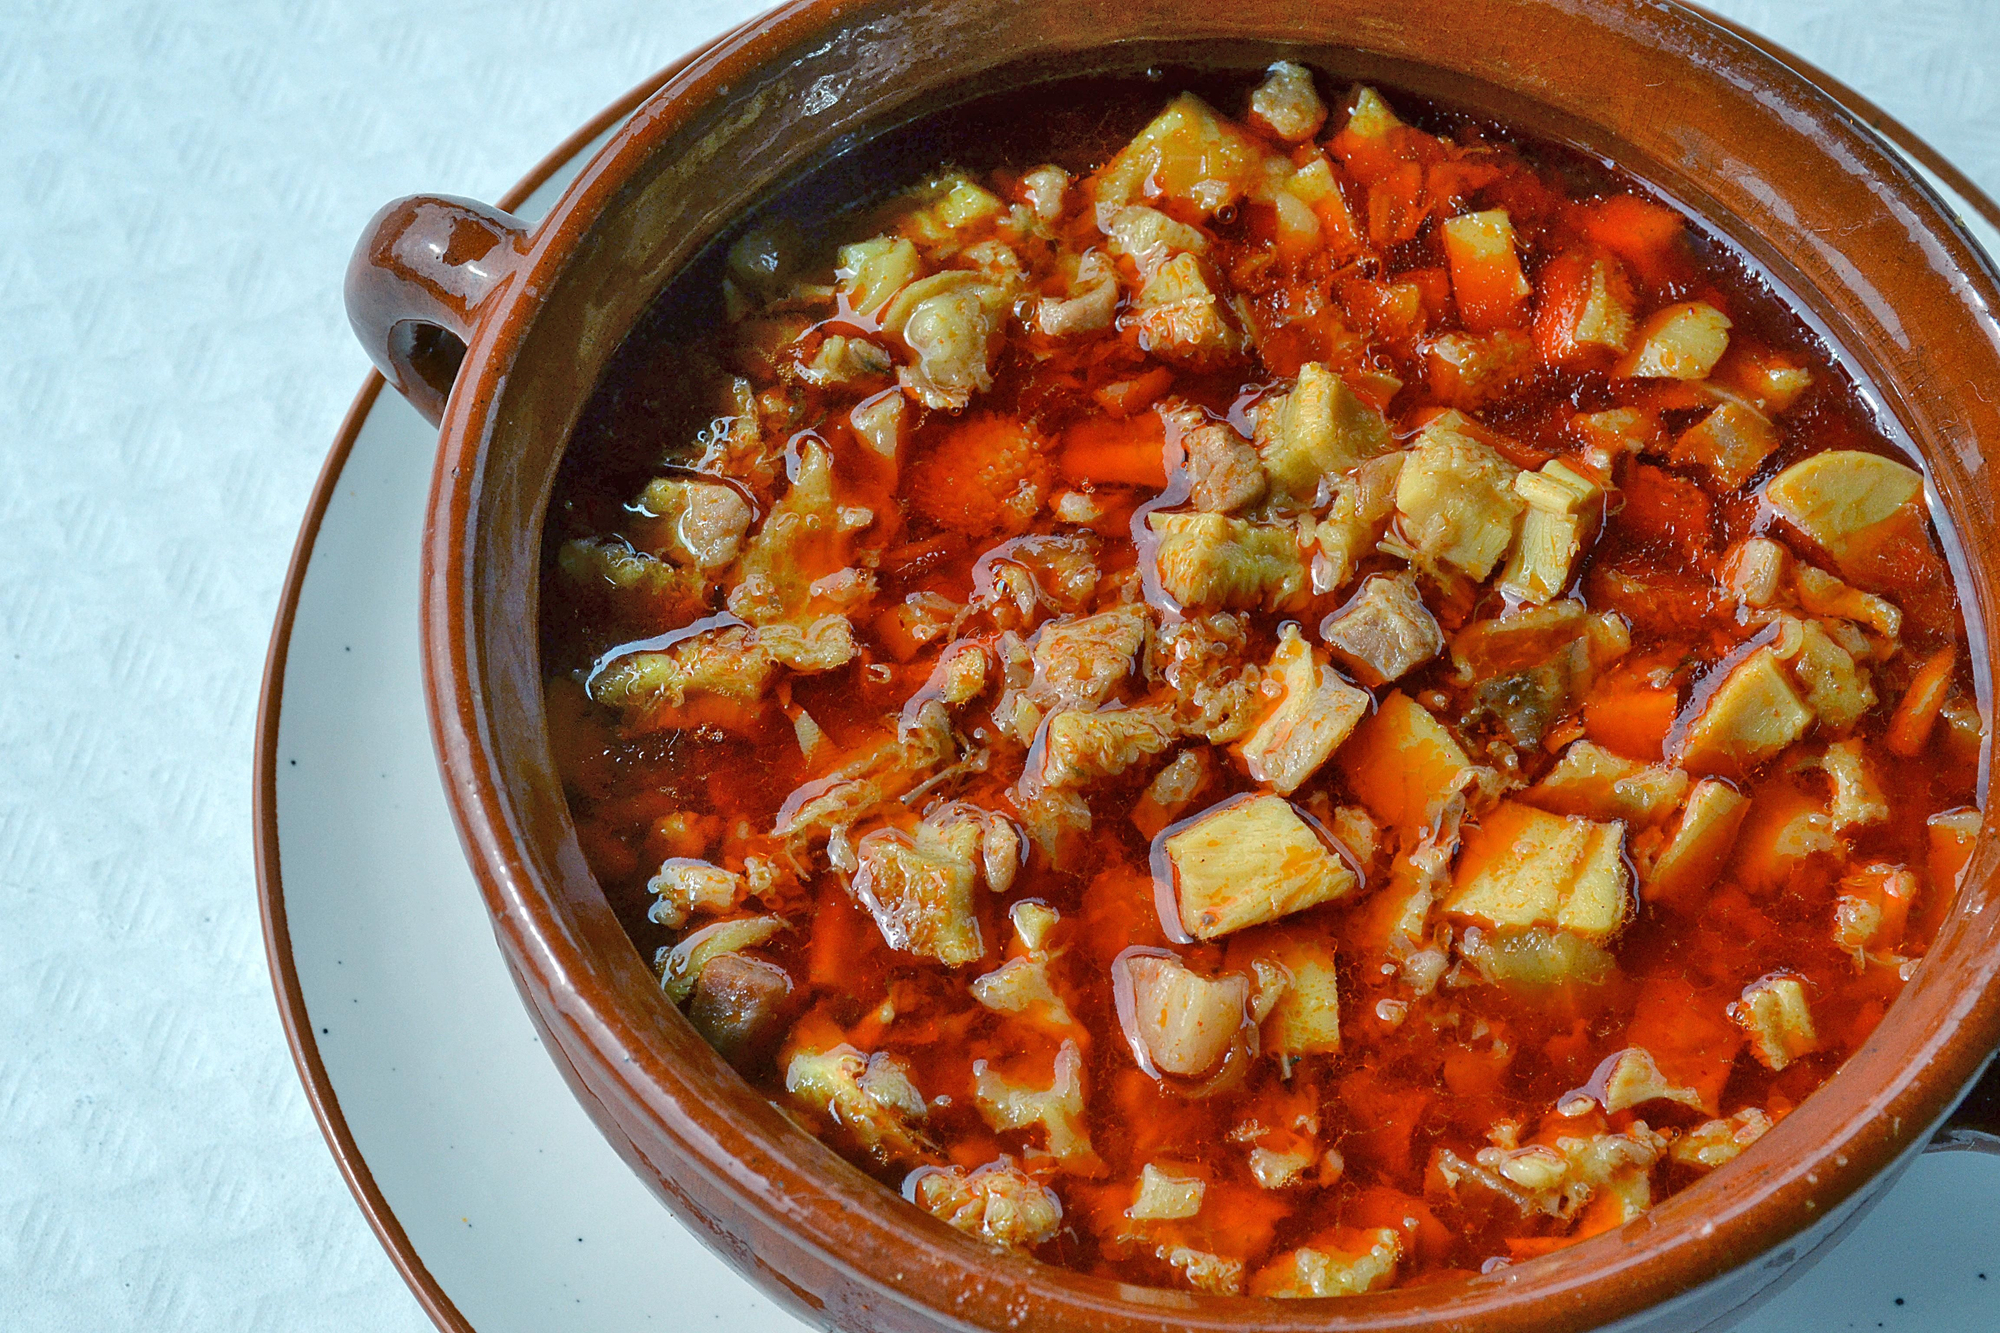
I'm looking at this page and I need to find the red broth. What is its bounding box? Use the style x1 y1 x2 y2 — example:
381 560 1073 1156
538 66 1981 1296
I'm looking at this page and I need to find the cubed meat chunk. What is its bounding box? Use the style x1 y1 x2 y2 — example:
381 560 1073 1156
924 801 1025 896
1249 61 1327 141
1127 1161 1207 1219
1035 704 1179 791
1134 252 1245 365
1596 1047 1705 1113
972 956 1076 1031
1724 348 1814 413
1498 459 1603 603
1166 1247 1246 1295
1163 794 1360 939
972 1039 1100 1170
1444 801 1631 944
1832 863 1917 960
836 235 921 317
1536 251 1636 362
796 333 894 388
1307 452 1405 593
658 916 787 1003
1731 974 1820 1071
1174 410 1268 514
728 438 861 624
1671 1108 1775 1171
1442 1123 1667 1223
687 953 794 1066
880 271 1013 409
850 388 907 459
1817 737 1888 831
1246 1142 1320 1189
1789 619 1875 732
1255 936 1342 1064
851 817 986 966
1237 624 1369 793
1103 205 1210 277
645 857 744 928
1253 362 1393 502
1422 329 1535 408
1095 92 1265 216
1675 645 1812 775
1615 301 1731 379
1670 400 1780 488
631 477 755 570
1453 602 1625 749
1117 952 1250 1078
1729 781 1838 894
1149 612 1267 744
1250 1228 1401 1298
1319 572 1443 687
1132 748 1212 840
557 532 699 597
1764 450 1923 565
1642 777 1750 905
785 1044 934 1161
1458 926 1614 988
913 1157 1064 1249
1031 607 1150 710
1792 563 1901 639
1035 249 1119 336
1722 536 1789 607
1395 412 1525 579
1525 740 1688 826
1148 512 1307 610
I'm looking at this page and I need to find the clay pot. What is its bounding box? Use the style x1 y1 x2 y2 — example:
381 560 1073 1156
345 2 2000 1329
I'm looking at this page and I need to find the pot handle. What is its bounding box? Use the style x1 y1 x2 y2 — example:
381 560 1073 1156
344 194 531 426
1929 1055 2000 1155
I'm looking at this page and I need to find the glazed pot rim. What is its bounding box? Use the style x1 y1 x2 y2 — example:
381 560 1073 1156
418 2 2000 1329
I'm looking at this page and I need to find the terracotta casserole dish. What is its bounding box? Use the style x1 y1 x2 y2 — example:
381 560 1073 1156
343 1 2000 1329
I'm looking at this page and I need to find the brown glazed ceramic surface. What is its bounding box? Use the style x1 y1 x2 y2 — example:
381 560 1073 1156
344 2 2000 1329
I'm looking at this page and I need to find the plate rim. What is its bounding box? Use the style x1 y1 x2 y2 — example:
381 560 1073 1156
251 17 2000 1333
251 52 704 1333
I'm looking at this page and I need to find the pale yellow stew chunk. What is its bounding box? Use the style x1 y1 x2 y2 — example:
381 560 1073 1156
1255 935 1342 1062
1732 974 1820 1071
1615 301 1731 379
1120 953 1248 1078
1641 777 1751 904
1095 92 1264 216
1251 1228 1402 1298
1254 361 1392 501
1236 624 1370 793
1443 801 1631 943
1764 450 1924 564
1498 458 1603 602
1164 794 1359 939
1674 645 1812 775
1394 411 1524 579
1526 740 1687 826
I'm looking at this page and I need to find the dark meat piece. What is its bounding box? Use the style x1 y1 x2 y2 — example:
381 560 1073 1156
688 954 797 1072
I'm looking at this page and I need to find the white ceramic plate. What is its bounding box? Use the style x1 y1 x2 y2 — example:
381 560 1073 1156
258 54 2000 1333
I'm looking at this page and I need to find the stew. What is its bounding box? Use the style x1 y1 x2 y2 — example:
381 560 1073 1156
539 65 1982 1296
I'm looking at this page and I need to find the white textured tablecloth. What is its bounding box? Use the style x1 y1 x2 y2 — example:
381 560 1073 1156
2 2 1996 1329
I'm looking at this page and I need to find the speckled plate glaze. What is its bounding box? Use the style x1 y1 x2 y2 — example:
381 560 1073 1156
258 36 2000 1333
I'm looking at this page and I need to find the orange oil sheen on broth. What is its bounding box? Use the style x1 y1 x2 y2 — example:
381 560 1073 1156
537 62 1983 1296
